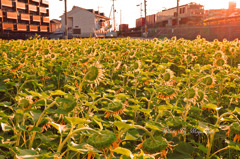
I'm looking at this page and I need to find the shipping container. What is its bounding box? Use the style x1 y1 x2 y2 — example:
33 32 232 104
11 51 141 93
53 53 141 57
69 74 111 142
136 17 145 28
119 24 129 31
146 14 155 25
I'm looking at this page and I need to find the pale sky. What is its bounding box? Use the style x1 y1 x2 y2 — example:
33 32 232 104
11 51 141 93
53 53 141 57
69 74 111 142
49 0 239 28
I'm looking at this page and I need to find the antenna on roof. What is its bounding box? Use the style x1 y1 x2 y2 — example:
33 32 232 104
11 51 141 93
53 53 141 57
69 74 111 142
98 6 103 13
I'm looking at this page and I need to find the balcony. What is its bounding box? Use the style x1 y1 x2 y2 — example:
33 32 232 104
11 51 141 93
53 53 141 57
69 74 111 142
7 12 17 19
31 0 40 2
17 24 27 31
29 25 38 32
40 26 48 32
39 7 47 13
41 0 49 5
16 2 26 10
42 17 49 23
20 14 30 21
32 15 41 22
2 23 14 30
1 0 13 7
29 4 37 12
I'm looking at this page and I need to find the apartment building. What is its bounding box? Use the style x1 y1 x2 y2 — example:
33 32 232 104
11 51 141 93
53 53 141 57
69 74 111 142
0 0 49 38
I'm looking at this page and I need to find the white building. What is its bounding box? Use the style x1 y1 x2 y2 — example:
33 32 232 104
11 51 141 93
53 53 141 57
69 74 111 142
60 6 111 37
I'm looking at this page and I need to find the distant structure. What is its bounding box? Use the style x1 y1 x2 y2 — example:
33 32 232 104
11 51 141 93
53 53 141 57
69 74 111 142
50 19 61 33
155 2 204 27
60 6 111 38
119 24 128 31
204 1 240 25
0 0 50 39
205 1 239 19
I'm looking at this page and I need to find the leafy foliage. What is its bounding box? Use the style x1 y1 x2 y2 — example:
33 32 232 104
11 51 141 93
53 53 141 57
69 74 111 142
0 37 240 158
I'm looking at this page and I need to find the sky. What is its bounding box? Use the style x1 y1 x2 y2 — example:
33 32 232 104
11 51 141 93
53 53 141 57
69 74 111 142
49 0 239 29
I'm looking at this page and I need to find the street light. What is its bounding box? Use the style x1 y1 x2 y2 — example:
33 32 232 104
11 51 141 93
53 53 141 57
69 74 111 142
60 0 68 39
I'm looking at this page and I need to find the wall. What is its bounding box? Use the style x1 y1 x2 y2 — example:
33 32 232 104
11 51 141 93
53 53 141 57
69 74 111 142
151 24 240 41
61 7 95 37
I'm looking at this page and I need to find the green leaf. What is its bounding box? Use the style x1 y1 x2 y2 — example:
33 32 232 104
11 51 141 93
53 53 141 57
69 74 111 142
175 142 194 155
201 104 217 110
114 121 133 131
145 122 160 131
226 140 240 151
113 114 122 121
139 108 151 115
49 122 67 134
68 142 101 153
93 118 103 130
234 107 240 114
113 147 133 158
106 89 116 93
50 90 66 96
65 117 91 126
16 148 39 159
124 133 138 141
30 110 42 123
1 122 12 132
88 93 101 100
191 140 208 154
27 91 43 98
30 126 42 132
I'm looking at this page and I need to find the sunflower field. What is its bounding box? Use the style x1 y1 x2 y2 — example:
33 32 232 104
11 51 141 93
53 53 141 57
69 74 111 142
1 37 240 159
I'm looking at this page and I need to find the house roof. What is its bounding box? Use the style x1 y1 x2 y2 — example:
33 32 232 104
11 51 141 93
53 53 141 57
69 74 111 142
60 6 110 20
162 2 203 12
50 19 61 23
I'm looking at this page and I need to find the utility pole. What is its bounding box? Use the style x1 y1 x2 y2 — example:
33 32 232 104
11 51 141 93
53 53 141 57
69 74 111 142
120 9 122 25
144 0 147 37
64 0 68 39
176 0 180 26
136 3 143 18
112 0 116 31
60 0 68 39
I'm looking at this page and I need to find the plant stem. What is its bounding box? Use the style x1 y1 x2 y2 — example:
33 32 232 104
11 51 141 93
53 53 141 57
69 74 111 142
206 132 215 159
148 91 156 110
29 100 56 149
57 127 100 153
134 125 155 142
209 146 229 159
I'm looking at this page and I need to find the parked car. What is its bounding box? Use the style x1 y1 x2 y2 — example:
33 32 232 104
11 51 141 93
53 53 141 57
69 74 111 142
49 32 64 39
106 32 117 38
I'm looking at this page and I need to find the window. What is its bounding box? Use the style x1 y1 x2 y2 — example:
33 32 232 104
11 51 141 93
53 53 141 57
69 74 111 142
73 29 81 34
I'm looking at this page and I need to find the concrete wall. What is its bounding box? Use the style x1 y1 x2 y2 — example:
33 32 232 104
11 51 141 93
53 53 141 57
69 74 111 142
151 24 240 41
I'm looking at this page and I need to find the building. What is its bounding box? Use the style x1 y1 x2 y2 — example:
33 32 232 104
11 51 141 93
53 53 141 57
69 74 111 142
60 6 110 38
204 1 240 20
50 19 61 32
0 0 50 39
155 2 204 26
204 2 240 25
